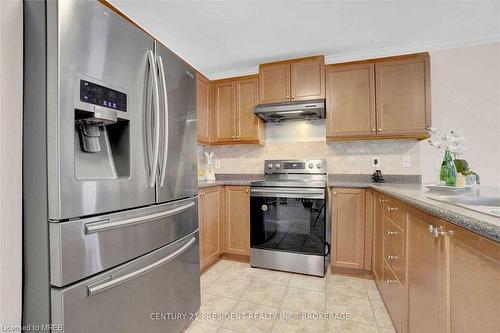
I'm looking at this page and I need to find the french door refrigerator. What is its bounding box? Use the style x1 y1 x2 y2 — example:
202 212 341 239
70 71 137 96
23 1 199 332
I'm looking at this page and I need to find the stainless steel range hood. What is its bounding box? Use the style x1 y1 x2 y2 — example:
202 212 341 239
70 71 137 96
253 99 325 122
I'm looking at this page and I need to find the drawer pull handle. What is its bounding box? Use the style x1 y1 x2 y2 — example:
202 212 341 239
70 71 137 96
386 254 398 261
387 206 398 211
87 237 196 296
379 198 388 203
85 201 195 234
386 230 398 236
429 225 453 238
386 279 398 284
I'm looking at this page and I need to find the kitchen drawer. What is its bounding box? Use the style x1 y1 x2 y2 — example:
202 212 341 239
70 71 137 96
383 197 405 229
382 261 404 333
384 239 406 283
51 232 201 333
384 217 404 256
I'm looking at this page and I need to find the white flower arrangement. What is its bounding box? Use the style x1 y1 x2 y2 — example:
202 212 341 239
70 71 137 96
427 127 466 155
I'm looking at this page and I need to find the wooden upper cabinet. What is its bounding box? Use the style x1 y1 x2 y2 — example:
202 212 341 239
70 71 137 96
212 81 235 142
259 56 325 104
196 73 211 145
259 63 290 104
326 63 375 139
236 77 263 142
225 186 250 256
331 188 366 270
212 75 263 145
376 55 430 137
290 56 325 101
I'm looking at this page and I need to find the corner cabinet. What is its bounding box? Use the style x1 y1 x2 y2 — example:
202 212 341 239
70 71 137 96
198 187 224 271
326 53 431 141
212 75 264 145
196 73 211 145
259 56 325 104
225 186 250 256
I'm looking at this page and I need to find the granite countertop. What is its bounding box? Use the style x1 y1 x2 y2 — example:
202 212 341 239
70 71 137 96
198 174 263 189
330 177 500 242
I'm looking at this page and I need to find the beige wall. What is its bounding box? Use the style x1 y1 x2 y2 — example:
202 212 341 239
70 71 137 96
0 0 23 327
422 43 500 186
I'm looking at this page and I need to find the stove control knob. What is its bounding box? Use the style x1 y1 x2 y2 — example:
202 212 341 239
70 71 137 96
316 163 322 169
275 163 281 169
267 163 273 169
308 162 314 169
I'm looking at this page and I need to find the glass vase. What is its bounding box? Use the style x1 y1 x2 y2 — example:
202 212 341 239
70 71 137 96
439 150 457 186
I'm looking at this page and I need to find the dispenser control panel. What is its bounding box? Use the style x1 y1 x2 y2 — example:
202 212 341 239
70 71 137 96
80 80 127 112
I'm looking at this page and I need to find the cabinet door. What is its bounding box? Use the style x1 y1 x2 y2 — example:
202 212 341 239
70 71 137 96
196 73 211 144
259 63 290 103
331 188 366 269
213 81 235 142
445 222 500 333
373 193 385 287
225 186 250 256
375 56 430 136
407 210 444 333
290 56 325 101
326 64 375 138
199 187 223 270
236 77 261 142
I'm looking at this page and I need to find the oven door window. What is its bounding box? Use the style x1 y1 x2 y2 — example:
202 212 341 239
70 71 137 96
250 195 325 255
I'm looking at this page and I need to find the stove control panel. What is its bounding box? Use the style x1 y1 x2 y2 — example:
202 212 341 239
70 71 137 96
265 159 326 174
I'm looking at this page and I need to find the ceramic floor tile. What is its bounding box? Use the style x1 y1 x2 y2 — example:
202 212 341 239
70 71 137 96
201 271 221 292
251 269 292 286
196 293 239 327
224 262 260 281
288 274 327 292
222 301 278 333
280 287 326 313
326 319 379 333
272 310 326 333
240 281 287 307
326 293 377 326
371 302 395 329
205 276 252 299
327 274 367 299
208 260 234 275
185 320 219 333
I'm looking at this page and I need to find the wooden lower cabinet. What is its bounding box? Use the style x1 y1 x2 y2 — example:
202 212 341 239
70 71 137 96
224 186 250 256
198 186 224 271
331 188 366 270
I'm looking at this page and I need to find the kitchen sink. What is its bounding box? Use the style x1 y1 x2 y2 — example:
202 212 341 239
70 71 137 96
428 195 500 217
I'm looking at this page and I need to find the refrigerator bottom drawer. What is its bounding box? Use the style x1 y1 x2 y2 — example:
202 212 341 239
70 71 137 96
51 232 200 333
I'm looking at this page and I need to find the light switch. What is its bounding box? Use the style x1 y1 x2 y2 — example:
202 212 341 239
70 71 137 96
215 160 221 169
402 155 411 168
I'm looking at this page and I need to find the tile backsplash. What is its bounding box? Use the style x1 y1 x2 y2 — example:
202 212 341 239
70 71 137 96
199 140 421 175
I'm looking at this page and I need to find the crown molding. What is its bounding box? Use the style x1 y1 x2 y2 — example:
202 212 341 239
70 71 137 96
324 32 500 64
206 32 500 80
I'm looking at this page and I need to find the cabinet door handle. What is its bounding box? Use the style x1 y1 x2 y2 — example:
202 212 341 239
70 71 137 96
379 198 388 203
371 129 376 132
245 189 249 193
378 128 382 132
386 279 398 284
386 254 398 261
236 135 239 139
386 230 398 236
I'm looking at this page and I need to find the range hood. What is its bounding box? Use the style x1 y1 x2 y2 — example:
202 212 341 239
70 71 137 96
253 99 325 122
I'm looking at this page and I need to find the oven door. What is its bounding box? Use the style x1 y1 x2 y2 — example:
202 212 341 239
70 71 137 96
250 187 326 256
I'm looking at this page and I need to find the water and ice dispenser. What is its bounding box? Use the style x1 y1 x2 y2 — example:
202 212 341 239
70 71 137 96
74 77 130 180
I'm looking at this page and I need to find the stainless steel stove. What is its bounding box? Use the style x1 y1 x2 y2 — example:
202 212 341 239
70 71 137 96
250 159 328 277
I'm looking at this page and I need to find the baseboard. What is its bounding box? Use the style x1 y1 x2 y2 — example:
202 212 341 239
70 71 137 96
330 266 374 279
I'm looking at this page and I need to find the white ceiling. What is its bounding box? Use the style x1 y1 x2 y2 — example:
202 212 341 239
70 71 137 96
110 1 500 79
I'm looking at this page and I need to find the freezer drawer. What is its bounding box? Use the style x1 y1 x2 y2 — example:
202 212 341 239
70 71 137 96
51 232 200 333
50 197 198 286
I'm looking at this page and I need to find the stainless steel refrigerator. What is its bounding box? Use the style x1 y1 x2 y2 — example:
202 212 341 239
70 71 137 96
23 1 200 332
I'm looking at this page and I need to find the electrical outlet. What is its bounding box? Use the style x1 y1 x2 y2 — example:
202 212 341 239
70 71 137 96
372 157 380 168
214 160 221 170
402 155 411 168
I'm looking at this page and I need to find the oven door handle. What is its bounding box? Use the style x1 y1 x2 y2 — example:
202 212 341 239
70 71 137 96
250 187 324 199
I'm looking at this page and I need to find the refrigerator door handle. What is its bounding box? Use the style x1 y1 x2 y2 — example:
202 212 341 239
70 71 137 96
84 201 195 234
147 50 160 188
157 55 169 187
87 236 196 296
